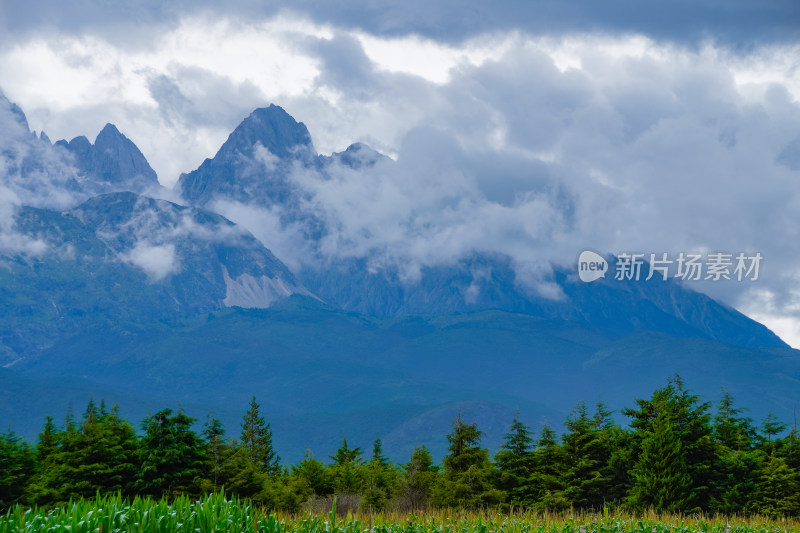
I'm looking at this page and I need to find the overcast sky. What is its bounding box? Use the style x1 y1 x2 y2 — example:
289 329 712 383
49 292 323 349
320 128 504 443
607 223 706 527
2 1 800 344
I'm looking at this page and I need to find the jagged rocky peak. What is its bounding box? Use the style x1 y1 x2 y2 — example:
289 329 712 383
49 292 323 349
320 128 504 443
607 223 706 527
0 92 30 132
222 105 315 159
54 123 159 194
177 104 317 207
328 142 389 170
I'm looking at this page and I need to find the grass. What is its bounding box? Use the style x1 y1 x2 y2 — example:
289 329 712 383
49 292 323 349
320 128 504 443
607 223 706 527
1 493 799 533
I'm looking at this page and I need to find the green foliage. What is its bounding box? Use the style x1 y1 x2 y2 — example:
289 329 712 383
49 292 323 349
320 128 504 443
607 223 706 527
26 401 138 506
329 437 364 494
136 408 204 498
756 454 800 517
494 416 534 506
362 437 398 512
1 492 798 533
2 377 800 516
529 423 569 511
623 374 715 511
432 415 505 508
714 389 757 451
292 451 334 497
561 401 615 510
0 431 35 511
202 413 227 490
627 397 693 512
398 445 437 510
759 412 788 452
709 390 763 515
241 396 280 476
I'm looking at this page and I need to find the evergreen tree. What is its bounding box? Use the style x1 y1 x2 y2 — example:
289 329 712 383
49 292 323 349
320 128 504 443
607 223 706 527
27 400 138 504
776 426 800 471
36 416 59 463
371 436 389 466
203 414 226 487
330 437 364 494
224 445 268 500
561 401 613 510
709 390 761 514
623 375 713 510
759 412 788 452
24 417 64 506
495 416 535 506
529 423 570 511
399 445 437 510
432 415 504 508
0 431 35 511
627 399 693 512
241 397 280 476
710 447 764 514
755 454 800 517
137 408 204 498
292 450 334 497
362 436 397 511
714 389 756 451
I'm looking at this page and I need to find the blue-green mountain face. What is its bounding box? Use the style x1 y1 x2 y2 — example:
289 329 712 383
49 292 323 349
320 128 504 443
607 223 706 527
0 192 307 366
177 104 786 349
1 94 798 463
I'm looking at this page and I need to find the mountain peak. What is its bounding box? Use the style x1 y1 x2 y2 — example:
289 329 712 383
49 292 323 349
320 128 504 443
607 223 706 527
331 142 389 170
178 105 316 207
221 104 314 160
0 92 30 132
57 123 159 193
95 123 122 142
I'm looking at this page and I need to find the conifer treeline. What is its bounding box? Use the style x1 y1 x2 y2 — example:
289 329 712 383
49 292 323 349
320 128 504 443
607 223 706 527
1 376 799 516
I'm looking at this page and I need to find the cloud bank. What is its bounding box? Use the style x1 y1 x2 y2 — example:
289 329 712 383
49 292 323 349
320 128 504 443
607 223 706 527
2 12 800 343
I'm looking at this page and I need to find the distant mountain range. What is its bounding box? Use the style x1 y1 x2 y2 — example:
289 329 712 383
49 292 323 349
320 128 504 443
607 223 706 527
0 91 797 462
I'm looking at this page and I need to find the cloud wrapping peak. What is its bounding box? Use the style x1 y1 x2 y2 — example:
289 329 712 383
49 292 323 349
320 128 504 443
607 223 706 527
1 12 800 341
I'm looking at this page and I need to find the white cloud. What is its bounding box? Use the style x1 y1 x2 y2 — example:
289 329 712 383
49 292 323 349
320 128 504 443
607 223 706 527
2 13 800 344
122 242 179 281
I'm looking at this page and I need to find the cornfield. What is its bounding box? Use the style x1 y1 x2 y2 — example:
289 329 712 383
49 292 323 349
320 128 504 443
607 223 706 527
1 493 799 533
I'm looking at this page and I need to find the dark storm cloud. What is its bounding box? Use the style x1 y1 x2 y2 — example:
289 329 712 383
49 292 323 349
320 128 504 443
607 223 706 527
2 0 798 48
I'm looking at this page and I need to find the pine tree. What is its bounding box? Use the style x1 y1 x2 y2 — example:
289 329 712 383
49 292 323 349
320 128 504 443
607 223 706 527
623 375 713 510
495 416 535 506
714 389 756 451
362 436 396 512
561 401 613 510
36 416 59 463
432 415 504 508
292 450 334 497
137 408 204 498
330 437 364 494
0 431 35 511
27 400 138 504
755 454 800 517
241 397 280 476
371 436 389 466
399 445 437 510
24 417 64 506
202 414 227 489
627 399 693 512
709 390 761 514
529 423 569 511
759 412 788 453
